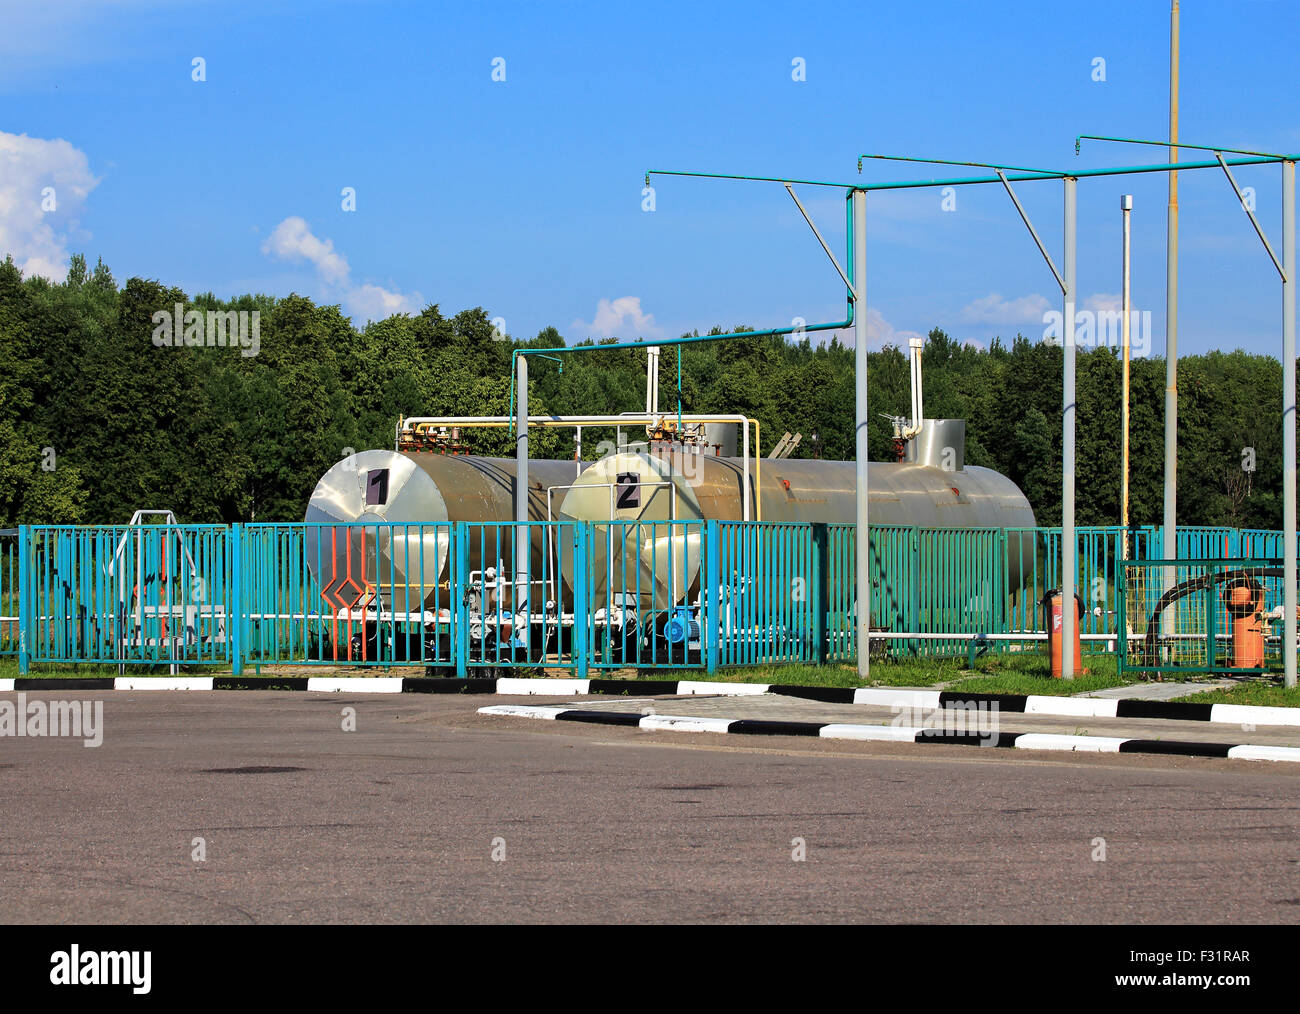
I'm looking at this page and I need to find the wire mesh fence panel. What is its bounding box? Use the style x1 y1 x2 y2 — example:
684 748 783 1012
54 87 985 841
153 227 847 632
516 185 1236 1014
1120 558 1292 676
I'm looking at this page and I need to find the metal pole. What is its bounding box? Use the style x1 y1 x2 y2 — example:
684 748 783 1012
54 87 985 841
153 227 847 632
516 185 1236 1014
1121 194 1133 561
1284 159 1297 688
1062 177 1077 679
515 354 529 615
1163 0 1180 623
852 188 870 679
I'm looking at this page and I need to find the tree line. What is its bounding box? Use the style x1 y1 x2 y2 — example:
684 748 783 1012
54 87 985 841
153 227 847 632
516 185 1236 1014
0 254 1288 530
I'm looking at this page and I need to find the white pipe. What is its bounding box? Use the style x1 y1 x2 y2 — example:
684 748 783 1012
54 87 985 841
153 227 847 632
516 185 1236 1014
646 346 660 417
909 337 924 434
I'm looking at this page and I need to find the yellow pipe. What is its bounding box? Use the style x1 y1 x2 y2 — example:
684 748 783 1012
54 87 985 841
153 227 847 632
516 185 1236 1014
400 415 763 520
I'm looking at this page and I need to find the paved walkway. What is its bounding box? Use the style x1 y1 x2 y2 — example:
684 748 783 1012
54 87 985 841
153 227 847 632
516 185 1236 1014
1077 679 1236 700
561 692 1300 748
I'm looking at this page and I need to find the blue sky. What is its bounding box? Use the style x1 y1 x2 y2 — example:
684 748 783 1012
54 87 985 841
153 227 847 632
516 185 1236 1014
2 0 1297 357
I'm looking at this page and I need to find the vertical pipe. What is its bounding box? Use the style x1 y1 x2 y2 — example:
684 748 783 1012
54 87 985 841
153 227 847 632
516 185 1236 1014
1062 177 1078 679
1121 194 1133 561
455 523 468 677
17 525 29 675
515 354 529 617
852 188 870 678
742 419 751 523
230 523 243 677
1283 159 1297 688
1163 0 1180 644
574 522 589 679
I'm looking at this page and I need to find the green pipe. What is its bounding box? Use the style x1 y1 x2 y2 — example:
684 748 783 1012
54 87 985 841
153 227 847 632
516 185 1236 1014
647 168 857 189
651 152 1299 199
508 189 858 431
1076 134 1286 160
858 153 1065 177
853 153 1297 191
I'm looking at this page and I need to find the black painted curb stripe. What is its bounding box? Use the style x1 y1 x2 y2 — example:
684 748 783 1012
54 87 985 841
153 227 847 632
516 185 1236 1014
726 719 827 737
768 685 857 704
1116 699 1215 722
401 678 499 694
554 710 644 726
13 678 116 690
939 691 1027 713
212 676 310 691
588 678 680 696
1117 739 1234 758
914 730 1022 749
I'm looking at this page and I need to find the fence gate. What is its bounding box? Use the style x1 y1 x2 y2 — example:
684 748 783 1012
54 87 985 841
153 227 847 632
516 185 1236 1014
23 524 233 668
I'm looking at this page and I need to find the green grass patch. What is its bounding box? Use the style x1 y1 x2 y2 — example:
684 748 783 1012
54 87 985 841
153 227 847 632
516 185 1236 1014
942 652 1133 697
654 663 865 688
1174 681 1300 709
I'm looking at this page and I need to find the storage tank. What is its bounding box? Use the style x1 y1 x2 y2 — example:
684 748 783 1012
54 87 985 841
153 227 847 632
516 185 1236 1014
555 420 1037 611
304 449 583 607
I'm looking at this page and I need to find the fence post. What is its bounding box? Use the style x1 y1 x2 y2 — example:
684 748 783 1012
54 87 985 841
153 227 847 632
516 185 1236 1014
229 523 244 676
454 523 469 678
705 520 719 674
574 523 589 679
995 528 1007 649
1117 559 1127 677
811 523 829 666
17 525 30 675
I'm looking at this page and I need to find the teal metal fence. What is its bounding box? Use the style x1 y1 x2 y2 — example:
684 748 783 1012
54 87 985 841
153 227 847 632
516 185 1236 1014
8 521 1295 675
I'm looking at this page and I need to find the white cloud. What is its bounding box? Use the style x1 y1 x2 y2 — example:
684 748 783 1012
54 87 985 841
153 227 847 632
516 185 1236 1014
826 307 923 349
261 216 421 323
0 130 99 281
346 282 421 321
959 292 1053 325
261 216 349 285
1084 292 1121 314
572 296 663 338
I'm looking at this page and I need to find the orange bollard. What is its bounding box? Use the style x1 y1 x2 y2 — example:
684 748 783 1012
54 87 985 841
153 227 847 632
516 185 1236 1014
1042 589 1084 678
1223 578 1265 669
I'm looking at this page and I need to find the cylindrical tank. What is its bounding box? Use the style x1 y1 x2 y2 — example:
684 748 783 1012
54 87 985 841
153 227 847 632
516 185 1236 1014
304 449 584 607
555 446 1038 609
1043 589 1085 678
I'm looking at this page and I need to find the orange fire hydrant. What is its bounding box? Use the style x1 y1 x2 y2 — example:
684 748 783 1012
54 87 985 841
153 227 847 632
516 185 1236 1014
1042 589 1084 678
1223 578 1265 669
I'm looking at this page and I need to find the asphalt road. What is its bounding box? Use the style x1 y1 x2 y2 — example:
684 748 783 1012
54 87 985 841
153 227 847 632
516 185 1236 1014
2 691 1299 923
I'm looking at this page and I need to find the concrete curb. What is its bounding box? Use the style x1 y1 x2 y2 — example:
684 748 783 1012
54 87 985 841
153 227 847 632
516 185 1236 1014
2 675 1294 728
477 703 1300 764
